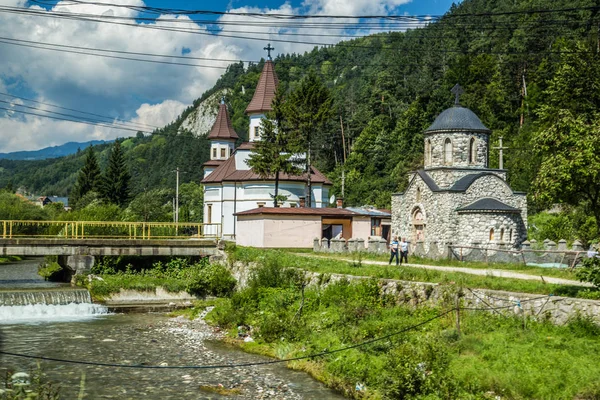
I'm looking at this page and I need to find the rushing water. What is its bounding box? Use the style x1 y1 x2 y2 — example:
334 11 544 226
0 259 344 399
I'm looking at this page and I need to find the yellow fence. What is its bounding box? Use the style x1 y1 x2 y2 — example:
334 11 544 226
0 220 221 240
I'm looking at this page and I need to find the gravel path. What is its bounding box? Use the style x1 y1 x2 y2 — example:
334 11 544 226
298 254 593 287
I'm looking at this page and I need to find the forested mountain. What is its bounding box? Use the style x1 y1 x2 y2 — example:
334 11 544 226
2 0 599 222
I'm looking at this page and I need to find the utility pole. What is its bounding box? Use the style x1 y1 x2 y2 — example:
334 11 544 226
175 167 180 224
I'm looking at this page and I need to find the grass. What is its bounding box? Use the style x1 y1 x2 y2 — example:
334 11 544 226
198 385 242 395
230 247 597 299
201 265 600 400
297 250 578 280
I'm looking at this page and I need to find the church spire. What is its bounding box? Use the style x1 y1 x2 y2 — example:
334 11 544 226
245 46 279 114
208 99 238 141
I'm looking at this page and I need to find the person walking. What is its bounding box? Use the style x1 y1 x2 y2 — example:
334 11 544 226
400 237 409 264
389 236 399 265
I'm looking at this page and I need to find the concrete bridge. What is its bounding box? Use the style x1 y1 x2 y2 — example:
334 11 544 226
0 238 221 278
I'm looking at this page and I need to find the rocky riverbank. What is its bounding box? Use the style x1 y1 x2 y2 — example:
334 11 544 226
153 309 339 399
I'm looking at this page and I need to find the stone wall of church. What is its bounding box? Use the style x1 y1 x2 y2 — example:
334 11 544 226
456 212 526 249
426 168 506 189
392 174 528 249
425 132 489 170
392 179 457 249
461 174 528 229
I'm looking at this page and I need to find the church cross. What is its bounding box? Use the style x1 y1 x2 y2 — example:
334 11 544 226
264 43 274 60
493 136 509 169
451 83 464 106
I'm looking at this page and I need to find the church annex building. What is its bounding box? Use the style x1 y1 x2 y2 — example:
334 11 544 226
391 85 527 250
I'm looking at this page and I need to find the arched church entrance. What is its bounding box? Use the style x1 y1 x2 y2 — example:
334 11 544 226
412 207 425 243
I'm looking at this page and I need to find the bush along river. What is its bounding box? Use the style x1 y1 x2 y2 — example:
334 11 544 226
0 258 344 399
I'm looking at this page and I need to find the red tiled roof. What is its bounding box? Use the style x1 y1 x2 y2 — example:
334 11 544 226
202 159 225 167
245 60 279 114
235 207 356 217
207 103 239 140
202 157 332 185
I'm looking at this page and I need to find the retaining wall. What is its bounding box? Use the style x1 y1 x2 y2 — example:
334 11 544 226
225 261 600 325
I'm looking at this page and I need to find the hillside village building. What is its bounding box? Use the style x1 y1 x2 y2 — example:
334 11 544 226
391 85 527 249
201 50 332 239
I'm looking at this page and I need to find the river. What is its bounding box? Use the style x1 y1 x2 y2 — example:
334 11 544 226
0 258 345 399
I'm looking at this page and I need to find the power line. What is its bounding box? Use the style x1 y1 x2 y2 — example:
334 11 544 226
27 0 600 20
0 92 159 131
0 106 148 133
0 296 557 370
0 308 455 369
0 39 230 69
0 100 150 132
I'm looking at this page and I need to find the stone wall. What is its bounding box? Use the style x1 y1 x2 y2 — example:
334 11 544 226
312 235 590 268
425 131 489 170
225 260 600 325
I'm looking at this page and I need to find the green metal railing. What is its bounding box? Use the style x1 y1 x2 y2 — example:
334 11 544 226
0 220 221 240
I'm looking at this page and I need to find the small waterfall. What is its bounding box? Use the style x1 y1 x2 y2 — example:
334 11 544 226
0 289 108 323
0 289 92 306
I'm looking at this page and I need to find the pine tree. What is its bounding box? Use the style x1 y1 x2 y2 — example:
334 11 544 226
71 146 101 206
286 70 333 207
248 88 302 207
100 141 131 206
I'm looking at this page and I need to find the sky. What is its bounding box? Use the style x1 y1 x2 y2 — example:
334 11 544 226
0 0 458 152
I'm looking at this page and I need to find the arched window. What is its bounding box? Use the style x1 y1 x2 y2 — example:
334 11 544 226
444 138 453 165
416 187 421 202
425 139 432 166
500 228 505 242
509 229 513 243
489 228 495 241
469 137 477 164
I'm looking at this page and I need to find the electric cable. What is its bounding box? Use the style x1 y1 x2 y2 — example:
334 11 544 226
0 92 159 130
0 308 455 369
0 106 149 133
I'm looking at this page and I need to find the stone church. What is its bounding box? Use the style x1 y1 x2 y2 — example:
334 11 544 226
391 85 527 249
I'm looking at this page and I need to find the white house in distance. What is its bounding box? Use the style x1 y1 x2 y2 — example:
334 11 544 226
201 50 332 239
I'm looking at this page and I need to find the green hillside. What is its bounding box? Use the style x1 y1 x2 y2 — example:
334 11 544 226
1 0 599 235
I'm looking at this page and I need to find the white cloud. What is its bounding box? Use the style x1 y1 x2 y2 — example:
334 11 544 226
131 100 187 130
0 0 415 151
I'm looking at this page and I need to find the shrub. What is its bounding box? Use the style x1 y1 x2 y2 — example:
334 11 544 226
576 257 600 289
186 263 236 298
37 261 63 281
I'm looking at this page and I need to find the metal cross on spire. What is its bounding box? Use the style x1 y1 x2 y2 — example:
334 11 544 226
451 83 464 106
264 43 274 60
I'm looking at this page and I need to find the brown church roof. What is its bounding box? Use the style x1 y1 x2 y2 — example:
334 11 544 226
207 102 239 140
245 60 279 114
201 148 332 185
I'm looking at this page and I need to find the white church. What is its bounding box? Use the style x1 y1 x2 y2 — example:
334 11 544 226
201 49 332 239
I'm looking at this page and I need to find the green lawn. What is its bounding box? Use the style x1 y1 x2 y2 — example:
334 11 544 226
231 247 598 299
296 251 578 280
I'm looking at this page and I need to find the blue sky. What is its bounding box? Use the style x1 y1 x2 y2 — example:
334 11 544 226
0 0 459 152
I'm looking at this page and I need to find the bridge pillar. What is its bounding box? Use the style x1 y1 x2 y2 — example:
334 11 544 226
58 255 95 282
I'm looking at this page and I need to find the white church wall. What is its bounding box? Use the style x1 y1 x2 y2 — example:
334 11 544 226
210 139 235 160
234 149 252 171
248 114 265 142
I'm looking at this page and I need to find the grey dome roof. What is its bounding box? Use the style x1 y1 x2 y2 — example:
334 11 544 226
426 106 490 133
